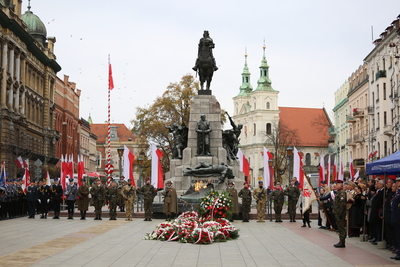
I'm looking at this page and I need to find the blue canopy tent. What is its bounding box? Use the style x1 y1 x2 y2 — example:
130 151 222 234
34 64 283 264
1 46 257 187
365 150 400 246
366 150 400 175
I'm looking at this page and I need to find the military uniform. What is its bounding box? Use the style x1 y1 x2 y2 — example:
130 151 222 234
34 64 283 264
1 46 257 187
90 182 106 220
253 184 267 222
50 180 63 219
117 179 126 212
238 186 252 222
107 185 119 220
137 182 157 221
226 184 239 222
284 185 300 222
271 187 285 222
121 183 136 221
333 182 347 248
162 182 178 220
65 181 77 219
77 184 89 220
38 183 50 219
26 184 38 218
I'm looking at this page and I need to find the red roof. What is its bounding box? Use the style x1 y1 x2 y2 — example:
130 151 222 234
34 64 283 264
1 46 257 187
90 123 135 143
279 107 331 147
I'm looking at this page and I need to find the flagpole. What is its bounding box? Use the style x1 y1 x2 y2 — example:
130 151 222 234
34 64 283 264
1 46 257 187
107 55 112 187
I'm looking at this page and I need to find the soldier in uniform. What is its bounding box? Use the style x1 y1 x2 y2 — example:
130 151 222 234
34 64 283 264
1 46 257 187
271 182 284 222
121 180 136 221
26 181 38 219
117 176 126 212
137 177 158 221
65 178 77 219
238 182 252 222
38 180 50 219
333 180 347 248
162 180 178 221
50 178 63 219
226 181 239 222
90 179 106 220
77 181 89 220
107 181 119 220
284 179 300 222
253 181 267 222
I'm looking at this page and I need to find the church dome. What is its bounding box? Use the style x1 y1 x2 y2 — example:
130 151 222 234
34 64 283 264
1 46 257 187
21 5 47 46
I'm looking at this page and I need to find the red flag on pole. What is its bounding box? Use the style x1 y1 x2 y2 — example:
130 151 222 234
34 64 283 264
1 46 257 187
108 55 114 90
78 154 84 186
123 145 136 186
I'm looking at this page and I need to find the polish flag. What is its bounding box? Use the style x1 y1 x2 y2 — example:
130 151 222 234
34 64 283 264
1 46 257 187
60 155 66 190
151 144 164 189
354 170 360 181
45 170 51 186
236 149 250 183
77 154 85 186
338 154 344 181
123 145 136 186
349 154 355 181
0 161 6 189
15 156 26 169
318 153 325 187
327 154 331 186
302 173 317 214
293 147 304 189
333 155 337 182
68 155 74 181
263 147 273 189
21 160 30 193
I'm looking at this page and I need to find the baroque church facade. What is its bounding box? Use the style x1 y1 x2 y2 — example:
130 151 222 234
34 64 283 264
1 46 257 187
232 46 331 188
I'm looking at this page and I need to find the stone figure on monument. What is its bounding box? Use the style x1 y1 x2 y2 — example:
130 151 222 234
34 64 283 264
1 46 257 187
196 114 212 156
222 112 243 160
166 123 188 159
192 30 218 90
183 161 234 184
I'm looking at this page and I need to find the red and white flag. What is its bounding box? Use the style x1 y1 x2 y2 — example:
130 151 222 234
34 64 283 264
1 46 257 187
293 147 304 189
123 145 136 186
354 170 360 181
60 155 66 190
349 154 355 181
338 154 344 181
327 154 331 186
108 55 114 90
263 147 273 189
151 144 164 189
333 155 337 182
68 154 74 181
15 156 26 169
77 154 84 186
318 153 325 187
237 149 250 183
45 170 51 186
21 160 30 193
302 174 317 213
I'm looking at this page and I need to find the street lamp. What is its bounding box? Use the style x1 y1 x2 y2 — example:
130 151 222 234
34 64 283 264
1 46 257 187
137 154 144 187
117 146 124 178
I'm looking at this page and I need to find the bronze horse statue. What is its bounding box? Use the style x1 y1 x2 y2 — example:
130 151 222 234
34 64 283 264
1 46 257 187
193 31 218 90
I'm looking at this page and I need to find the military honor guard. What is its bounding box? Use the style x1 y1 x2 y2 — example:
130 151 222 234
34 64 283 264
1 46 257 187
107 181 119 220
253 181 267 222
50 178 63 219
333 180 347 248
26 181 38 219
90 179 106 220
117 176 126 212
226 181 239 222
77 181 89 220
238 182 252 222
65 177 77 219
284 179 300 222
271 182 284 222
121 180 136 221
137 177 158 221
38 180 50 219
162 181 178 221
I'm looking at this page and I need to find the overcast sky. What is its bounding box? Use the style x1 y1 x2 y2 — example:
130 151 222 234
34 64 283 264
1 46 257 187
23 1 399 128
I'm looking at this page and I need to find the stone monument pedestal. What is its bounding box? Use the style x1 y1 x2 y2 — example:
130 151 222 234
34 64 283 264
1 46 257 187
165 94 245 195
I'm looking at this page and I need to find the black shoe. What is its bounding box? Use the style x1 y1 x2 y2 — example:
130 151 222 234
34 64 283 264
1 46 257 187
242 220 246 222
292 220 296 222
301 224 306 227
369 238 377 243
149 218 152 221
390 256 400 260
334 242 345 248
144 218 148 221
319 226 325 229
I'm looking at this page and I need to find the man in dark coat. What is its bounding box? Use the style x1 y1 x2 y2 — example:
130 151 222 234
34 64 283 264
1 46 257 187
390 177 400 260
162 181 178 221
26 181 38 219
369 180 384 244
271 182 284 222
38 180 50 219
77 181 89 220
65 178 77 219
50 178 63 219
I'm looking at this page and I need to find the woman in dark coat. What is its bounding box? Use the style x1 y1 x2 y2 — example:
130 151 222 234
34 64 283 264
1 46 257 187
77 181 89 220
349 185 366 237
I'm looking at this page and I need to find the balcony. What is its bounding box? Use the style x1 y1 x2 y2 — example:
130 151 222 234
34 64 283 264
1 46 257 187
375 70 386 80
346 114 356 123
346 137 356 146
328 136 335 143
354 134 363 143
328 126 336 136
353 158 365 167
353 108 364 118
384 123 393 136
367 105 375 115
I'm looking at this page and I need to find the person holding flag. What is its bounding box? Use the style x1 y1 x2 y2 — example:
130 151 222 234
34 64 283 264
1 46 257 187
50 178 63 219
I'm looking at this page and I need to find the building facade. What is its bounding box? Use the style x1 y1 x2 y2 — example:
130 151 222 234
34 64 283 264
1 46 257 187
0 2 61 179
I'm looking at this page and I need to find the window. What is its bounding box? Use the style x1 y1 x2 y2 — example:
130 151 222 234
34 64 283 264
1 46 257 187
266 123 271 134
305 153 311 166
253 123 256 136
383 83 386 100
266 102 270 109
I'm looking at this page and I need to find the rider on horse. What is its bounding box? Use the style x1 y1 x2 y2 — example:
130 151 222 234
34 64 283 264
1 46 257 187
192 30 218 72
